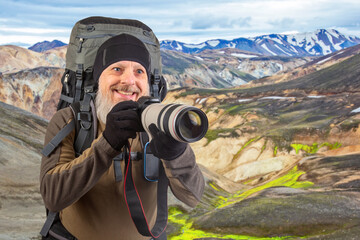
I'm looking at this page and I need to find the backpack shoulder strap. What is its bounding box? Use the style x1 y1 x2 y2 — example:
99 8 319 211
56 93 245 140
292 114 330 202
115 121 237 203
41 117 76 157
70 93 97 156
39 211 58 237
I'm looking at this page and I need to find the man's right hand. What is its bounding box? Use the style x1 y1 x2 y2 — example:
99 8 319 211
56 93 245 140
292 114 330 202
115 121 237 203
103 101 143 151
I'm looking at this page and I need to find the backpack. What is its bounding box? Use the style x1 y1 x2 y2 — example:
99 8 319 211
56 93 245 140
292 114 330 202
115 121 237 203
40 16 168 239
58 16 167 110
56 16 167 155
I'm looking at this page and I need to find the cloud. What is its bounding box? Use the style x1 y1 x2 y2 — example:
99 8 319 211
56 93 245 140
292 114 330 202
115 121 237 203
191 16 251 30
0 0 360 45
268 18 295 29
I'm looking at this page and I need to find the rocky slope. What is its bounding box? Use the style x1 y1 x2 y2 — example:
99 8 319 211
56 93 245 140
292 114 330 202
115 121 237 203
0 102 47 240
0 67 63 120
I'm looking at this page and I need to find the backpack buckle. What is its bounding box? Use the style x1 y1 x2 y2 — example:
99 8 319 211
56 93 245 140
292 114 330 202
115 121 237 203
77 112 92 130
151 69 161 98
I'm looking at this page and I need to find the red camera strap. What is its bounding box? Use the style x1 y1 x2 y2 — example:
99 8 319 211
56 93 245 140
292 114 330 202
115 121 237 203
123 143 168 238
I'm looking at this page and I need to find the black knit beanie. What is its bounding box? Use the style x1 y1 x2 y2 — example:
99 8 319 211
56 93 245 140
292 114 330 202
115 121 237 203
93 34 150 82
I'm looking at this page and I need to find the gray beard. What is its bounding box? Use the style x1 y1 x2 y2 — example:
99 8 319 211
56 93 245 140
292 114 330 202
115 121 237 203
95 89 117 125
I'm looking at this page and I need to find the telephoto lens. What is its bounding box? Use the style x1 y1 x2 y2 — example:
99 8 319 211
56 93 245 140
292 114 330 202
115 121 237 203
139 97 208 143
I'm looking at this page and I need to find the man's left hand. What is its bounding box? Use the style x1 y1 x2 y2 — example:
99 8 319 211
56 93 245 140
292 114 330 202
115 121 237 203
148 124 187 160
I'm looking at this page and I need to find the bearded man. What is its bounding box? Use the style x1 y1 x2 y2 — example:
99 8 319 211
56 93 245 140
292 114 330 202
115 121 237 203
40 34 204 240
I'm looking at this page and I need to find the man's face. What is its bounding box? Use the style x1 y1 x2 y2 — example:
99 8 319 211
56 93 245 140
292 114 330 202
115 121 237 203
98 60 149 104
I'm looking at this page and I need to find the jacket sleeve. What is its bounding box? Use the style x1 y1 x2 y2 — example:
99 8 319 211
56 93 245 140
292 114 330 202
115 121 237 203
40 108 119 212
161 145 205 207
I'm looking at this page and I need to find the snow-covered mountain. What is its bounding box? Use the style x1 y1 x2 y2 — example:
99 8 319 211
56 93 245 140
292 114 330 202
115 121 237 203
161 29 360 57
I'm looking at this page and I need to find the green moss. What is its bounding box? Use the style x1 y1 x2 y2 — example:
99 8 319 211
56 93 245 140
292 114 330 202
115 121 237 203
168 206 304 240
260 139 268 156
291 142 342 154
204 128 239 146
273 146 278 157
168 166 314 239
214 166 314 209
232 136 261 161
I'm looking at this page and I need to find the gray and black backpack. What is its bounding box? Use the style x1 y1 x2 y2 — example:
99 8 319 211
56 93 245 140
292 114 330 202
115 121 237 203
41 16 168 240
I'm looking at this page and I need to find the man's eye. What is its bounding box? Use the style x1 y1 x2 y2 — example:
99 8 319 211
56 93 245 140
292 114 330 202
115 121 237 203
136 69 144 74
113 67 121 72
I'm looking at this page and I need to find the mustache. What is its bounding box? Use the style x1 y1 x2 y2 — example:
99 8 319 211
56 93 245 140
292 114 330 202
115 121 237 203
110 85 140 93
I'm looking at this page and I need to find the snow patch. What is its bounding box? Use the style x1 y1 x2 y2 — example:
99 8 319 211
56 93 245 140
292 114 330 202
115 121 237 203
317 56 332 65
175 44 183 51
307 95 325 98
231 53 258 58
351 107 360 113
196 98 208 104
275 63 283 71
238 99 252 103
260 96 293 100
183 43 206 49
274 44 292 56
207 40 220 47
261 43 277 56
195 56 203 61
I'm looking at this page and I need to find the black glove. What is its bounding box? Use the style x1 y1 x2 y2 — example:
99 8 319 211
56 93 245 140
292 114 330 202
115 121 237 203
103 101 143 151
148 124 187 160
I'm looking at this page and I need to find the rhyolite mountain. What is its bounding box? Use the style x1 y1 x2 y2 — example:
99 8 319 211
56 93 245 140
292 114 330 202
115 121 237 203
161 29 360 56
0 44 310 120
0 45 66 74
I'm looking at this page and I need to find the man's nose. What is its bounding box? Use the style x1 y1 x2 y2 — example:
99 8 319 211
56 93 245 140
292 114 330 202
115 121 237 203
120 69 136 85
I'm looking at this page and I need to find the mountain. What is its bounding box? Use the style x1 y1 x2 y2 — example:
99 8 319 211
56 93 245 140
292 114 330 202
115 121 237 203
193 48 311 79
161 29 360 57
0 45 66 74
161 49 257 89
248 43 360 87
28 40 67 52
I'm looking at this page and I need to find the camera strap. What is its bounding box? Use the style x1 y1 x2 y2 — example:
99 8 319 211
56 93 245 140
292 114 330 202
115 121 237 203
123 142 168 238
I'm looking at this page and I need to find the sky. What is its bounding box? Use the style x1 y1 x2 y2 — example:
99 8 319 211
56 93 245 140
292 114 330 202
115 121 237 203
0 0 360 47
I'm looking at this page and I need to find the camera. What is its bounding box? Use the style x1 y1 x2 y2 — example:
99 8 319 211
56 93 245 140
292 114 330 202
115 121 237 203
138 97 208 143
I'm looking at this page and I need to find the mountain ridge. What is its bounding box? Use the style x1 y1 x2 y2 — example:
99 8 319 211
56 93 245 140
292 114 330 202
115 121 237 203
160 29 360 57
24 29 360 58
